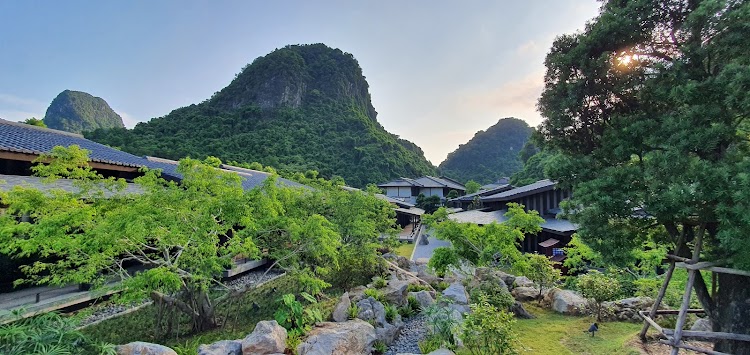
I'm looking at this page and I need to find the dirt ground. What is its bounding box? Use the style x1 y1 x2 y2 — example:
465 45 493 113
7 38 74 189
628 336 715 354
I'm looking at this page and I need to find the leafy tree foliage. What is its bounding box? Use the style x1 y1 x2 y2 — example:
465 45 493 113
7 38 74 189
20 117 46 128
464 180 481 194
416 194 441 214
43 90 124 133
86 44 435 187
537 0 749 350
439 118 532 184
461 296 519 355
577 271 621 322
427 247 459 277
523 253 561 299
0 310 115 355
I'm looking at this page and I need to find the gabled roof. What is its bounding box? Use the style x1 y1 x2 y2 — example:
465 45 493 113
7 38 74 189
451 184 512 202
377 177 424 188
413 176 465 190
481 179 556 202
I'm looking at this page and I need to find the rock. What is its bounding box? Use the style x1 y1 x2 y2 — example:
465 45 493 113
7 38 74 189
412 262 441 285
376 321 401 345
198 340 242 355
543 288 587 316
473 267 510 290
297 320 376 355
511 286 541 302
332 292 351 322
510 301 535 319
242 320 287 355
428 349 456 355
442 282 468 305
116 342 177 355
383 253 411 270
357 297 387 327
383 280 410 306
348 285 368 303
513 276 534 288
691 317 712 332
600 296 659 322
408 290 434 309
448 303 471 315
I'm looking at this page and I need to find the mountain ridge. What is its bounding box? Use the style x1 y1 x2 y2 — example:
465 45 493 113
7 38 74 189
43 90 125 134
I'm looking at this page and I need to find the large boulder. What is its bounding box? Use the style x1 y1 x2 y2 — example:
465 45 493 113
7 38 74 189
356 297 387 327
510 301 536 319
242 320 287 355
383 280 410 306
408 290 435 309
513 276 534 288
383 253 411 270
116 342 177 355
511 286 542 302
348 285 368 303
197 340 242 355
442 282 469 305
691 317 713 332
544 288 587 316
297 320 376 355
375 320 402 345
601 297 657 322
332 292 351 322
473 267 510 291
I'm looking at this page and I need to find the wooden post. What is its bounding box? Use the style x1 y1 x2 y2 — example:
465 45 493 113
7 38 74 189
639 261 676 340
670 226 704 355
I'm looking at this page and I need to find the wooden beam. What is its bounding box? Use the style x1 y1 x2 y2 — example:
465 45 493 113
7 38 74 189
676 261 717 270
651 309 706 315
663 329 750 342
638 311 665 334
0 150 138 173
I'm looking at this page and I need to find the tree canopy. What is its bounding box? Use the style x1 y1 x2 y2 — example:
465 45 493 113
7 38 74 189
537 0 749 351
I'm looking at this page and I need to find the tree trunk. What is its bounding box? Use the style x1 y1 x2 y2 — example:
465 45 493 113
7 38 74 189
713 273 750 354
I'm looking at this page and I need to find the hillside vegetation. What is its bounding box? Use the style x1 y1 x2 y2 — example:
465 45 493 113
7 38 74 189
439 118 532 184
43 90 124 133
86 44 435 187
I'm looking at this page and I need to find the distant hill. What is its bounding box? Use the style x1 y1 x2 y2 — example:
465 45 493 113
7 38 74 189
86 44 436 187
439 118 532 184
43 90 124 134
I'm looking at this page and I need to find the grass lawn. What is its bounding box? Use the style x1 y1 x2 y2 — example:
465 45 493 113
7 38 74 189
513 303 642 355
394 242 415 259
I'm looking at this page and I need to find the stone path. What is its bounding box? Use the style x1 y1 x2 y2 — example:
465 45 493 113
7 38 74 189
411 229 452 261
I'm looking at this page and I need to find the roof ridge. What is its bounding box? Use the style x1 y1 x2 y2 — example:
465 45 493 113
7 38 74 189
0 118 84 138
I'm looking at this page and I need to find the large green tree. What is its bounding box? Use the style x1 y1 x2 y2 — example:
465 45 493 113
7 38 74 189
538 0 749 352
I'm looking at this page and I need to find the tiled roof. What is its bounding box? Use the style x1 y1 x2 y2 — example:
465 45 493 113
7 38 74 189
414 176 465 190
0 119 306 192
452 184 512 202
540 217 577 234
0 174 143 197
377 177 423 188
448 209 509 225
481 179 556 202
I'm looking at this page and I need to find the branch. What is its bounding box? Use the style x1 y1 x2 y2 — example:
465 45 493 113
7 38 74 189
150 291 199 319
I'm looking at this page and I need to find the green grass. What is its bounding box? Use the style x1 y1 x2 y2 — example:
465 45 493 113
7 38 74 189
81 274 338 354
512 303 642 355
394 242 415 259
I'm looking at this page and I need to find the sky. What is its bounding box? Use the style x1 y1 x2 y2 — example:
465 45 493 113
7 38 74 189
0 1 600 165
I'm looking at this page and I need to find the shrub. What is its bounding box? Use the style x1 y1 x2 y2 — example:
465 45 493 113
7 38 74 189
433 281 450 292
577 271 621 321
462 298 518 355
407 283 431 293
418 335 444 353
0 310 115 355
273 292 322 333
407 295 421 313
384 303 398 323
428 247 459 277
398 304 415 318
363 288 385 302
373 340 387 354
422 302 461 350
469 281 514 311
524 253 561 299
347 304 359 320
372 276 387 289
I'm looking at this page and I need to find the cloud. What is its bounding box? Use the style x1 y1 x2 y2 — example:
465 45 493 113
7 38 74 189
0 93 46 108
115 110 140 128
458 70 546 126
0 93 47 122
515 40 541 56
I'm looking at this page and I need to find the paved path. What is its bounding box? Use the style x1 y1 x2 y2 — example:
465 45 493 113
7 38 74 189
411 228 452 261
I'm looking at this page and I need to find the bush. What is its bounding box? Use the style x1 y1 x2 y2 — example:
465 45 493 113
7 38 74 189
469 281 514 311
372 276 387 289
407 283 431 293
273 292 322 333
462 299 518 355
407 295 421 313
422 302 461 350
0 310 115 355
577 271 621 321
398 304 415 318
363 288 385 302
418 335 445 353
384 303 398 323
373 340 387 354
428 247 459 277
433 281 450 292
347 304 359 320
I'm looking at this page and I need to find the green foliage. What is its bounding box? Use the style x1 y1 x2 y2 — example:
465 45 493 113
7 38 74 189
439 118 532 184
372 276 387 289
373 340 387 354
427 247 459 277
0 310 115 355
562 234 603 274
286 329 303 354
509 151 557 186
469 281 515 311
416 194 441 214
384 303 398 323
363 288 385 303
43 90 124 133
446 189 459 200
523 254 561 299
406 283 431 293
462 298 518 355
407 295 421 313
273 292 321 334
423 302 462 350
464 180 481 194
347 304 359 320
577 271 621 321
21 117 46 127
418 335 445 354
429 203 543 267
398 304 415 318
85 45 436 187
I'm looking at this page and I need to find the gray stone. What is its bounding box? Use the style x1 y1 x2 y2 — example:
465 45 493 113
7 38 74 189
357 297 387 327
383 253 411 270
198 340 242 355
448 302 470 315
510 301 535 319
116 342 177 355
691 317 712 332
348 285 368 303
513 276 534 288
408 290 434 309
332 292 351 322
375 321 401 345
442 282 468 305
473 267 510 291
297 320 376 355
383 280 410 306
428 349 456 355
242 320 287 355
511 286 542 302
543 288 587 316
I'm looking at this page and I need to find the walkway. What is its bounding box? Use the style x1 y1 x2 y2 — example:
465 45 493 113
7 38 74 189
410 228 452 261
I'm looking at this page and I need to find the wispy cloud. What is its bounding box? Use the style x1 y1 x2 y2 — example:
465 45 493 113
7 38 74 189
114 109 140 128
458 70 546 127
0 93 47 122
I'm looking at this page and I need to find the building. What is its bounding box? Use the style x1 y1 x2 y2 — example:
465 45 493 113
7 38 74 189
378 175 466 204
449 179 576 264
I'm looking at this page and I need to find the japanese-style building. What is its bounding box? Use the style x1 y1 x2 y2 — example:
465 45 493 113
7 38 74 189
449 179 576 264
377 175 466 204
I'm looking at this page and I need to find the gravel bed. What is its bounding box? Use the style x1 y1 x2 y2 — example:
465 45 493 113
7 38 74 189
385 314 427 355
78 300 148 326
226 269 284 291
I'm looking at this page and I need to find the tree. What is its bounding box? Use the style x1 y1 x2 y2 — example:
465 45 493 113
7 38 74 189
537 1 749 351
428 247 459 277
524 254 561 300
446 189 459 200
20 117 46 127
417 194 441 214
578 271 621 322
465 180 481 194
461 296 519 355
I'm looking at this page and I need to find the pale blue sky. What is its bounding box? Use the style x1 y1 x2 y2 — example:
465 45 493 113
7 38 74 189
0 1 600 164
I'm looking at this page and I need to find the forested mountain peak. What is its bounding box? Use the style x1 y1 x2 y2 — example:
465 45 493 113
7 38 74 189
43 90 124 134
439 117 532 184
86 44 435 187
